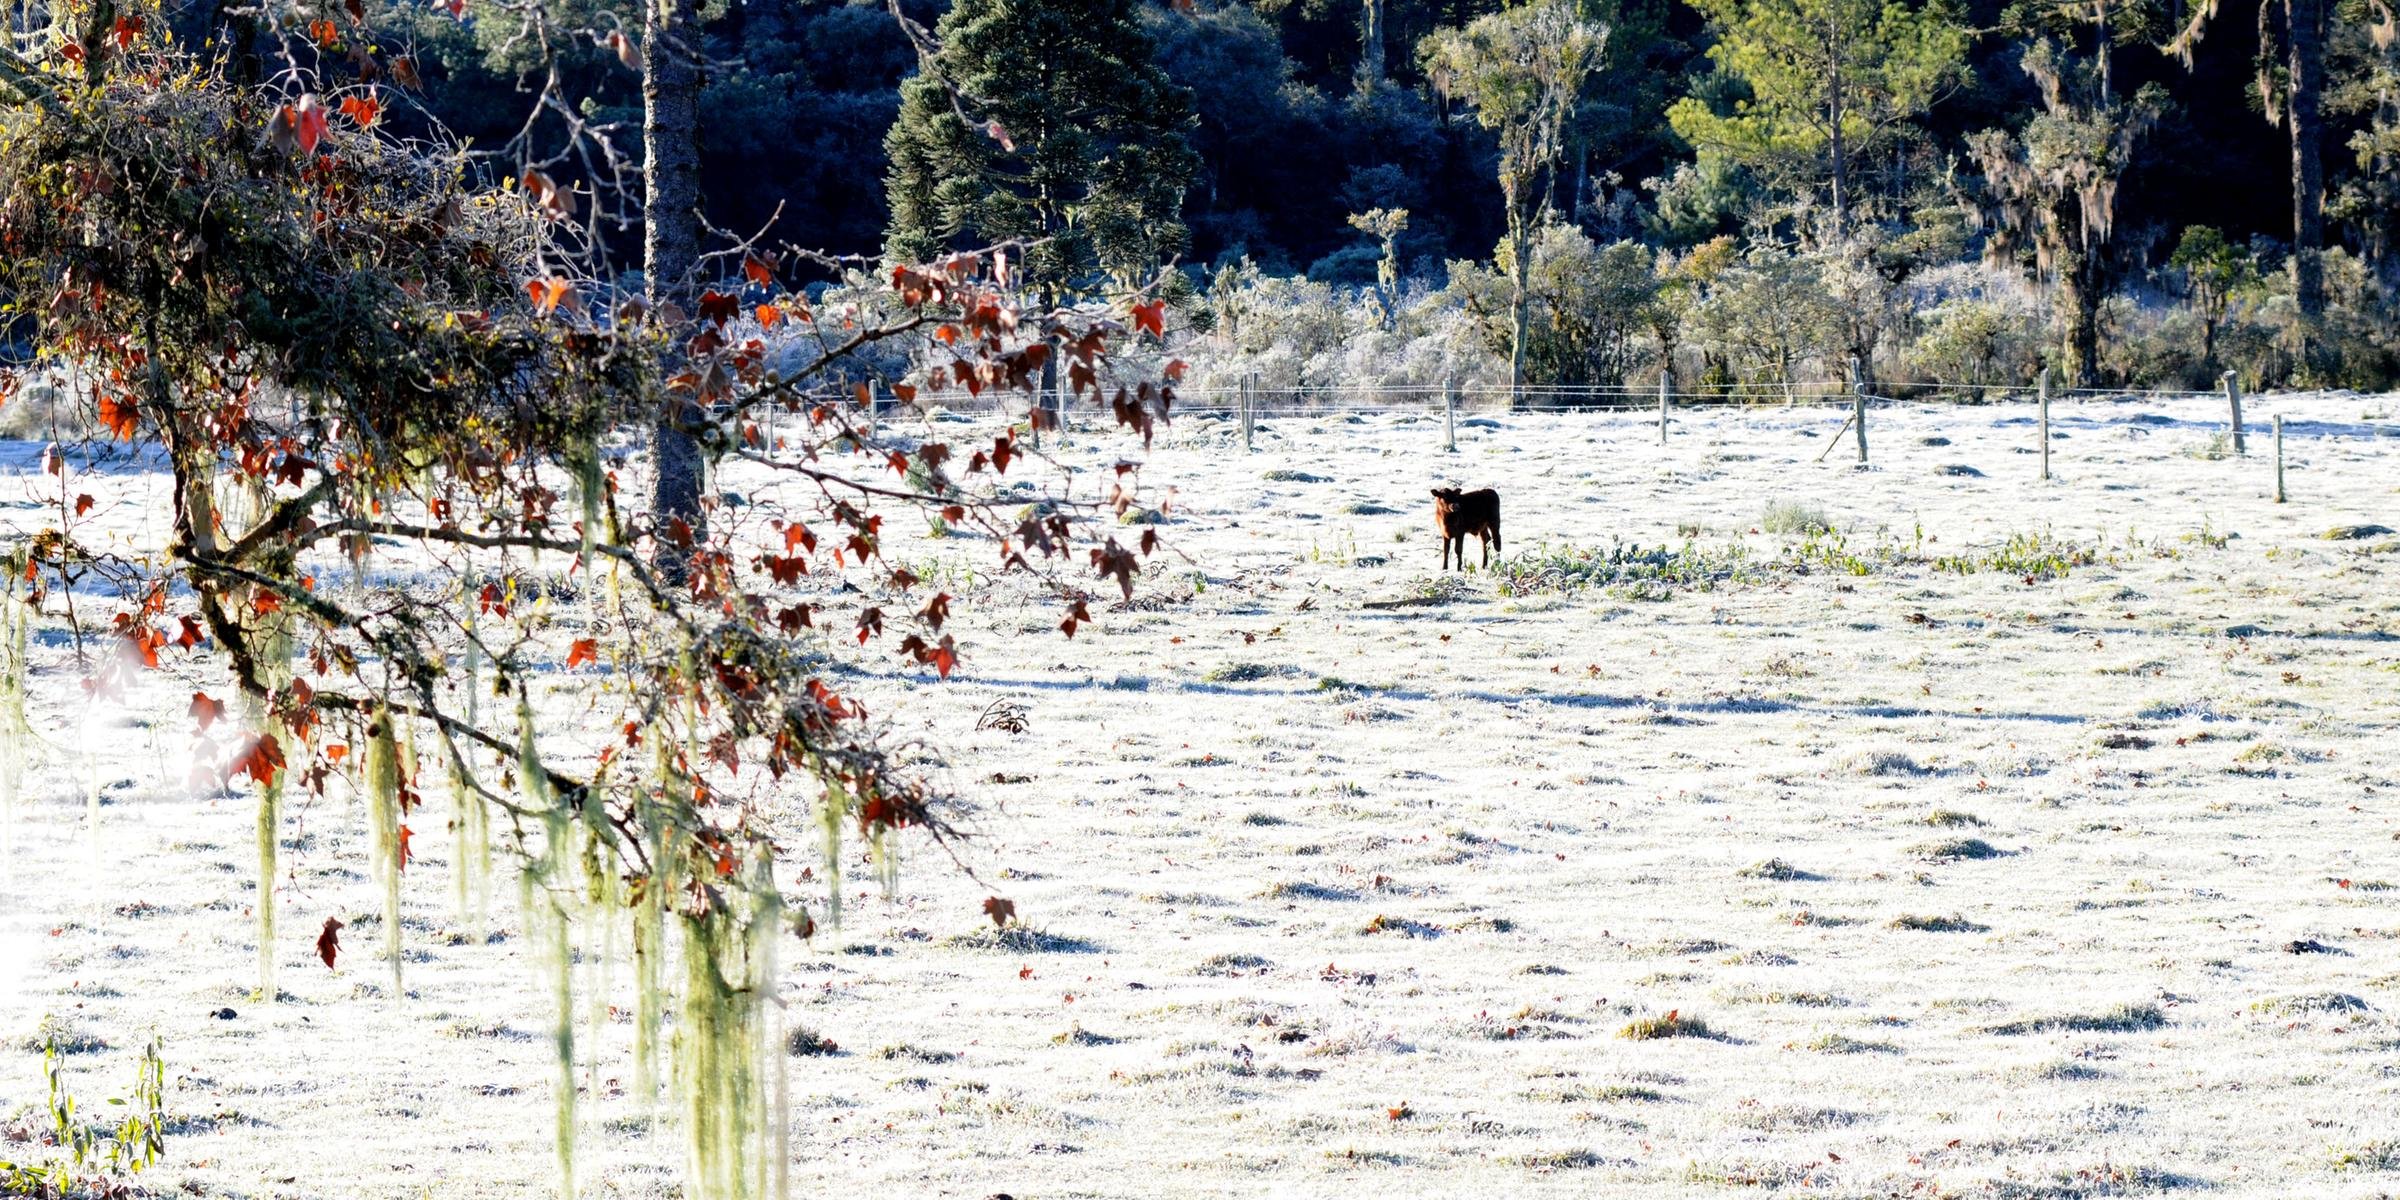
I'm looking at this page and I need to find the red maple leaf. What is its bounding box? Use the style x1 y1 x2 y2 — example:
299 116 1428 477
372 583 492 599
565 638 597 669
1130 299 1166 338
96 395 139 440
317 917 342 969
189 691 226 732
696 290 740 326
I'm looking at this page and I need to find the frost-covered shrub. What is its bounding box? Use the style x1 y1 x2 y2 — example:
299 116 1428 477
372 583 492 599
1446 225 1662 391
1905 298 2045 394
1183 257 1502 402
1691 246 1844 399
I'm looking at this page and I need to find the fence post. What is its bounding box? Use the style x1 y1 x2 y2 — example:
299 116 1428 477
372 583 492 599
2274 413 2286 503
1658 369 1670 444
1240 373 1254 453
2038 367 2051 481
2224 371 2246 455
1851 356 1868 465
1443 377 1457 453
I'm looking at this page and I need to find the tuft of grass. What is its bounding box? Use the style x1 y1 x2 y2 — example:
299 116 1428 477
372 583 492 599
2247 992 2369 1018
1206 662 1288 683
1852 750 1932 777
1920 809 1985 827
871 1043 955 1063
785 1027 841 1056
1618 1011 1714 1041
1736 857 1812 881
1889 913 1988 933
1256 880 1359 903
1759 499 1833 536
1985 1002 2165 1036
939 925 1102 954
1806 1032 1899 1054
1515 1149 1608 1170
1932 528 2101 581
2331 1141 2400 1171
1526 1082 1664 1104
1195 952 1271 977
1910 837 2005 862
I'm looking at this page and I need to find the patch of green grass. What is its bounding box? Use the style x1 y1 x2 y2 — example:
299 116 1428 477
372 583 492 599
1806 1032 1899 1054
1525 1083 1664 1103
1735 857 1812 881
1985 1002 2165 1036
1760 499 1833 536
2246 992 2369 1018
1888 913 1988 933
1618 1011 1714 1041
1921 809 1985 827
1932 529 2100 582
1206 662 1287 683
1910 837 2005 862
871 1042 956 1063
939 925 1102 954
1515 1149 1608 1169
2331 1141 2400 1171
1491 539 1764 598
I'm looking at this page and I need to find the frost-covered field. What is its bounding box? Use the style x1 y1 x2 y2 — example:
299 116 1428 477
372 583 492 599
4 395 2400 1199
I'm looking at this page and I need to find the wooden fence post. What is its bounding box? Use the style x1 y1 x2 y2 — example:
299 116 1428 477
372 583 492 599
1658 369 1670 444
2274 413 2286 503
1240 373 1254 453
1443 377 1457 453
1851 356 1868 465
2038 367 2051 481
2224 371 2246 455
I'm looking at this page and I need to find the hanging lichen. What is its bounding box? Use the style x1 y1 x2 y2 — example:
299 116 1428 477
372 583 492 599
629 743 678 1122
245 573 295 1004
677 909 760 1200
518 691 577 1200
363 705 404 996
450 750 490 929
453 573 492 929
0 558 31 877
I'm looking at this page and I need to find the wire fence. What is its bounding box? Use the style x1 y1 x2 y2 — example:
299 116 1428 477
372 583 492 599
873 376 2290 423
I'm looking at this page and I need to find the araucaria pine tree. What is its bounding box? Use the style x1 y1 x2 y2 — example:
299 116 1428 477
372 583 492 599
883 0 1200 293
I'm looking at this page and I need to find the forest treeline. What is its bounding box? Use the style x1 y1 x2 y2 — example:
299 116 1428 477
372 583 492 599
175 0 2400 394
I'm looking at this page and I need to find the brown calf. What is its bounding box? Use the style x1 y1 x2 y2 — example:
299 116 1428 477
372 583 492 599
1430 487 1501 570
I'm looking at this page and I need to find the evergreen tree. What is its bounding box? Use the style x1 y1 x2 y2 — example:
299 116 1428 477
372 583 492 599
1666 0 1967 239
1966 39 2167 387
1421 0 1608 403
883 0 1200 293
2163 0 2331 320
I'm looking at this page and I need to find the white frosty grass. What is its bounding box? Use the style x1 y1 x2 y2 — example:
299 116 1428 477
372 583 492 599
2 396 2399 1197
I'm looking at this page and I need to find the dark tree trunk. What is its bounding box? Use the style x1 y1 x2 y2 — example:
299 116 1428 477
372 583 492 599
2059 256 2099 389
2287 0 2326 321
646 0 706 582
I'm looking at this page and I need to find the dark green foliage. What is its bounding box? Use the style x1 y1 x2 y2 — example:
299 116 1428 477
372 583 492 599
884 0 1200 289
